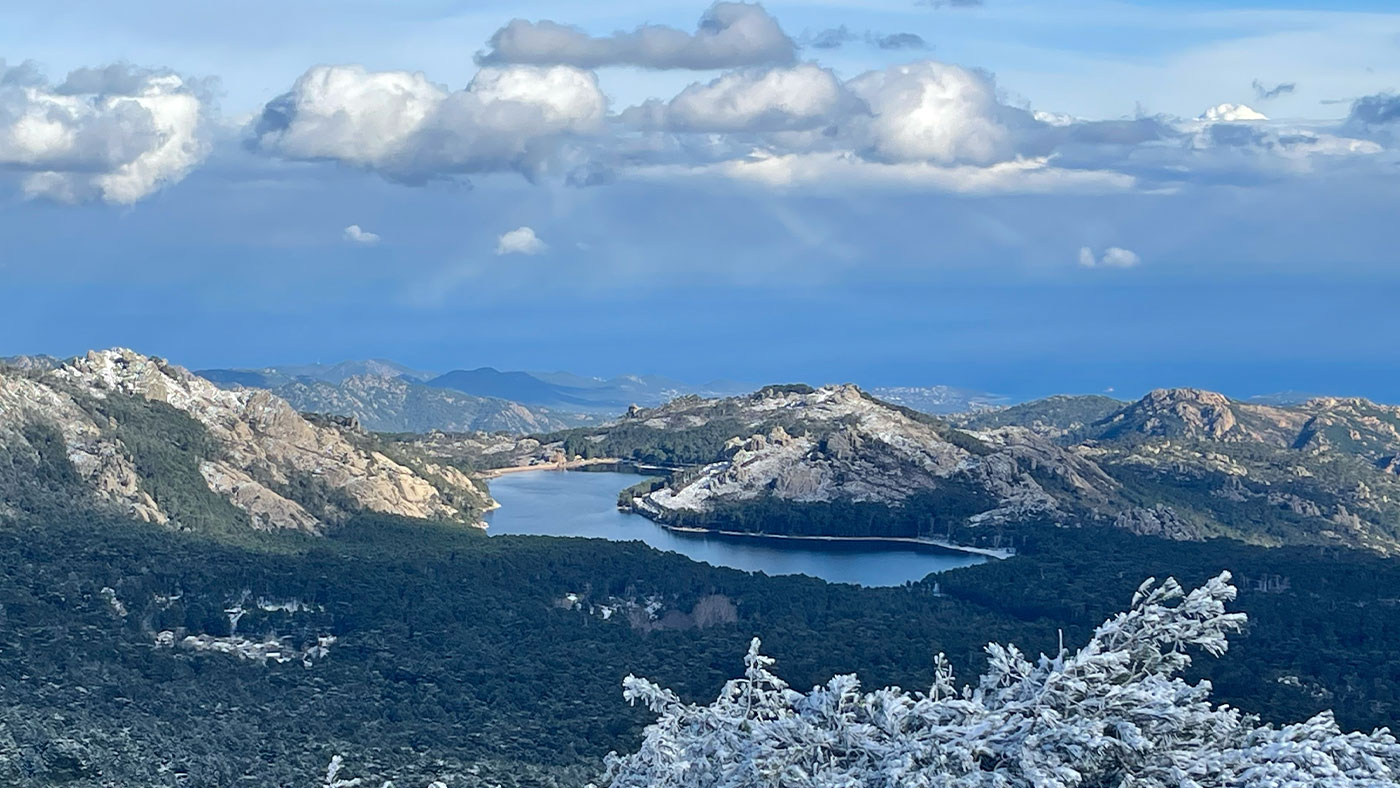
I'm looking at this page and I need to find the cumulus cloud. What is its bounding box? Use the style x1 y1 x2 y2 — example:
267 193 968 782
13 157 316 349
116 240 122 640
0 60 209 204
1252 80 1296 101
250 63 605 182
496 226 546 255
476 2 795 70
1078 246 1140 268
238 0 1400 201
553 49 1378 195
621 64 847 133
343 225 380 244
846 61 1018 166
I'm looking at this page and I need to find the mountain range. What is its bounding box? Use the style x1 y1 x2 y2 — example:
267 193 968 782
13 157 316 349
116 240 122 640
10 348 1400 557
193 361 756 433
404 383 1400 555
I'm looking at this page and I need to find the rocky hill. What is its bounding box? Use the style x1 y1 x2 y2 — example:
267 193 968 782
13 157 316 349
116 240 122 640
524 384 1120 543
955 394 1124 438
529 384 1400 554
1086 387 1308 444
0 349 492 534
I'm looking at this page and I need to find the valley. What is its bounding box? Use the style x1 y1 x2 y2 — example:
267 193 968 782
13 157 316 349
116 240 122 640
13 3 1400 782
3 349 1400 785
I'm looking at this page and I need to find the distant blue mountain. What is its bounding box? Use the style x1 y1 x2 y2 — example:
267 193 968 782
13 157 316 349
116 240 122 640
425 367 753 412
425 368 599 409
197 369 276 388
192 359 755 427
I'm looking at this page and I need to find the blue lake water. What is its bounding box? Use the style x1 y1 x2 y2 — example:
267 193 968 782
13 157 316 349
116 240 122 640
483 470 987 587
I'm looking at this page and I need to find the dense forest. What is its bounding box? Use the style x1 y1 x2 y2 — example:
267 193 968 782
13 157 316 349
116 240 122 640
1 503 1398 785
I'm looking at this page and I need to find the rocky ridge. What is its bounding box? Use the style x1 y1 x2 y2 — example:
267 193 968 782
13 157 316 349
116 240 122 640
553 384 1400 553
618 384 1122 530
0 349 492 533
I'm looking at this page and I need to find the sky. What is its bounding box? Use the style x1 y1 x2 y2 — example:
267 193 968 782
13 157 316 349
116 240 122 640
3 0 1400 401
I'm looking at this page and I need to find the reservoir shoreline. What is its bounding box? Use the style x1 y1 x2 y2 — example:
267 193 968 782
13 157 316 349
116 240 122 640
482 469 989 587
652 523 1012 559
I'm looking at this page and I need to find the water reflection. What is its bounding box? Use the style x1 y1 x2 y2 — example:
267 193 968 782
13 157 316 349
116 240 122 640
484 470 986 587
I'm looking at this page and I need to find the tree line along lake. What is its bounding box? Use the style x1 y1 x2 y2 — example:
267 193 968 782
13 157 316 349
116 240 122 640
483 470 987 586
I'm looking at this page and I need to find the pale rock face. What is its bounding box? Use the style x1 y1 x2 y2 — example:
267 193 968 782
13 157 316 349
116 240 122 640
643 384 1117 527
1134 388 1238 439
199 461 320 531
1113 504 1200 540
0 372 166 523
6 349 492 531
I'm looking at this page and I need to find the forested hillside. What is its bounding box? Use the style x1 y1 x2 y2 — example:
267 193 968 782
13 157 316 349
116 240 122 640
2 504 1399 785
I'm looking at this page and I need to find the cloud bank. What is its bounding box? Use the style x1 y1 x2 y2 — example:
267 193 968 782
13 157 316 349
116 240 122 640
17 3 1400 207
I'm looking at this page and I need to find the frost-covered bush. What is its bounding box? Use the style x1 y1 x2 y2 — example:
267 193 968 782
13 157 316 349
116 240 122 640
599 572 1400 787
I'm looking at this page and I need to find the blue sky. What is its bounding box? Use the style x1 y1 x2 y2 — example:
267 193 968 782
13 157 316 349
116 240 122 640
3 0 1400 400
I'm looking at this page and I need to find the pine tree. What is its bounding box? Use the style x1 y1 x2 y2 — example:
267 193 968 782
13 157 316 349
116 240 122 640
597 572 1400 787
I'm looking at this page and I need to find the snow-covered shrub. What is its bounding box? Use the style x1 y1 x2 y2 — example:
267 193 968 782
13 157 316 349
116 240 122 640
598 572 1400 787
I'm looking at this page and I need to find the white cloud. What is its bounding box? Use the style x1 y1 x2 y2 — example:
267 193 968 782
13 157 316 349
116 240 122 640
844 61 1018 166
496 226 546 255
1199 103 1268 122
1078 246 1141 268
235 9 1400 199
622 64 846 133
0 61 209 204
476 2 795 70
251 63 605 182
343 225 380 244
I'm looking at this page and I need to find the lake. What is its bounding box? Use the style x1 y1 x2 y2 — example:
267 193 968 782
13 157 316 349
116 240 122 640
483 470 987 587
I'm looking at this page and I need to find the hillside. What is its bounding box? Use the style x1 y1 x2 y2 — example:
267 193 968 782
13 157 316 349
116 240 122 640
537 385 1120 543
533 384 1400 554
954 394 1124 438
0 349 492 535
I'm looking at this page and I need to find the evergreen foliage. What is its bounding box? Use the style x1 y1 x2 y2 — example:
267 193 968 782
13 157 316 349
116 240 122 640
601 574 1400 787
